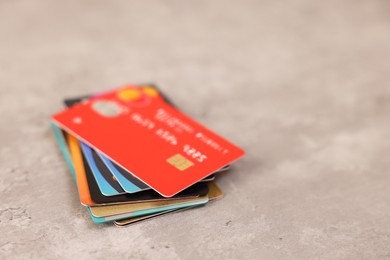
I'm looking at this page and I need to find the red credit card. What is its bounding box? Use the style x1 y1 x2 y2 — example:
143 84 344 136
52 85 245 197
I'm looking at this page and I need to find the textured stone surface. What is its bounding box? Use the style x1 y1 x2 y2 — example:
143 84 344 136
1 0 390 259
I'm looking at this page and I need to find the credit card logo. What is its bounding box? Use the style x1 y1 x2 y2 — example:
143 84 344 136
92 100 122 117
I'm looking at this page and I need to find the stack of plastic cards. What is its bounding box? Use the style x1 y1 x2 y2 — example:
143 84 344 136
51 84 244 225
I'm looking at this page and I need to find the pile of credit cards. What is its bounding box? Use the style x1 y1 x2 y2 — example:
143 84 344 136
51 84 245 226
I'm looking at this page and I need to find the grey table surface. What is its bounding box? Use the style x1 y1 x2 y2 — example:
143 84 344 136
1 0 390 259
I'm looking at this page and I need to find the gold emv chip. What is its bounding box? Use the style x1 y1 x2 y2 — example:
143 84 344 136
167 154 194 171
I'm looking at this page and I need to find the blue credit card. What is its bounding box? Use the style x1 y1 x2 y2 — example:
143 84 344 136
98 153 150 193
80 142 127 196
